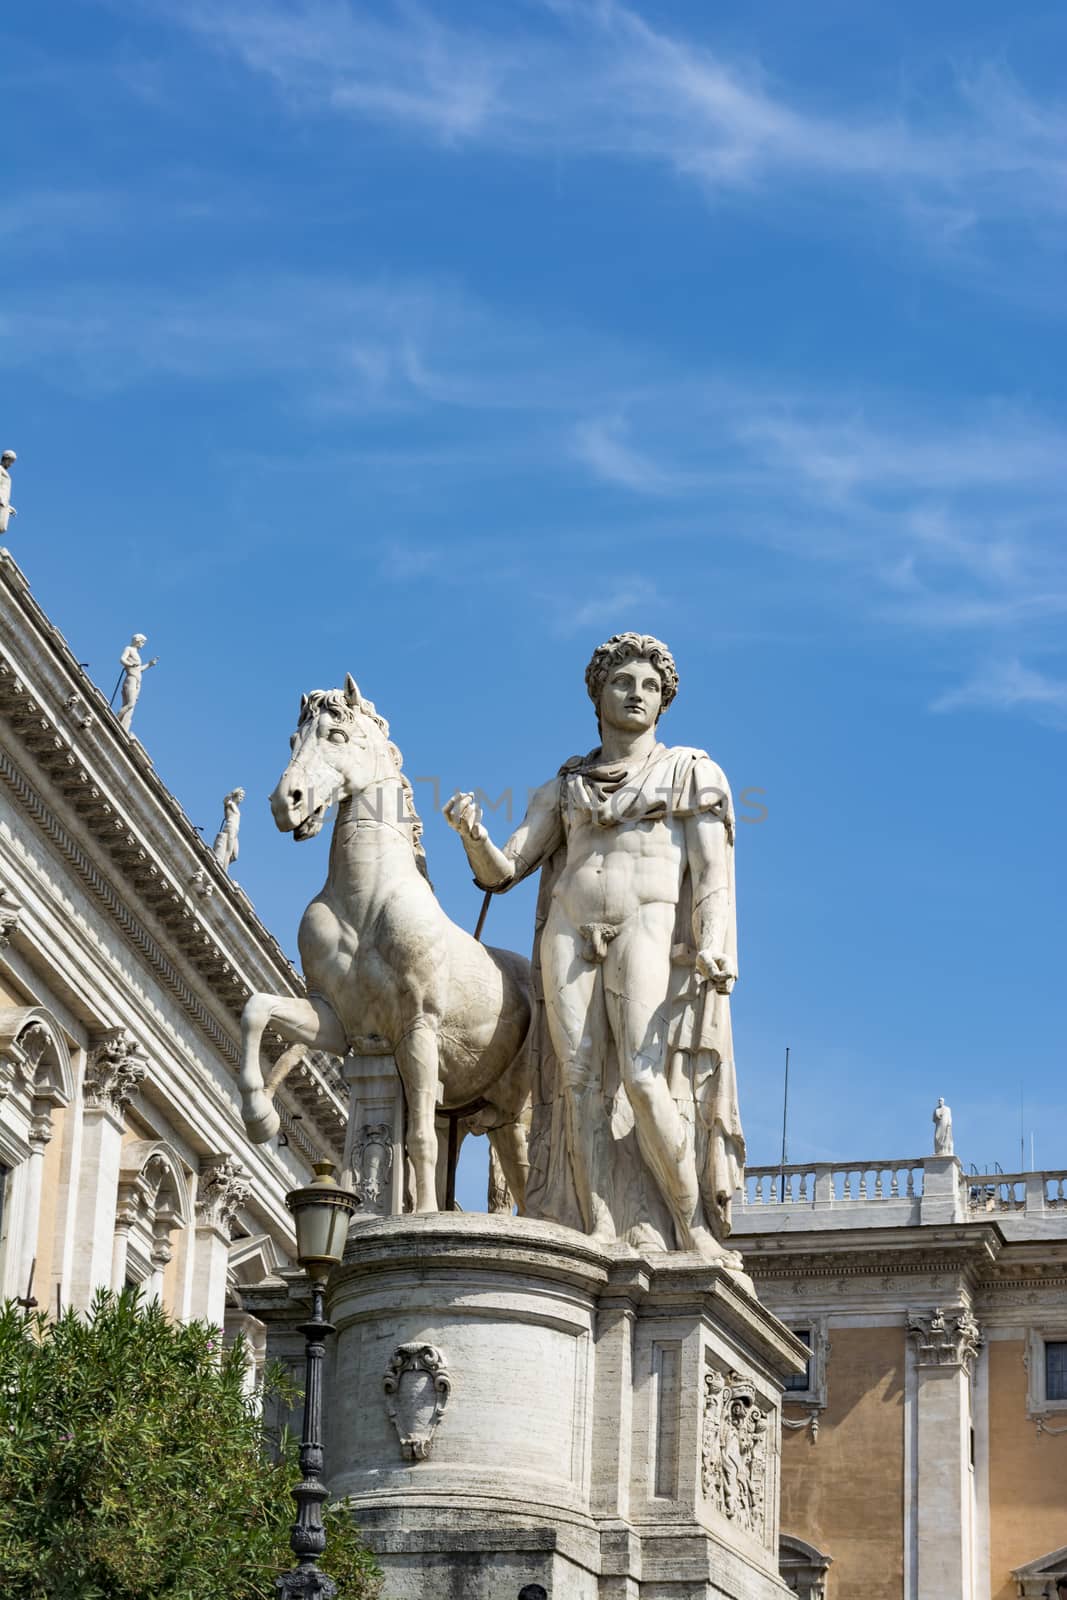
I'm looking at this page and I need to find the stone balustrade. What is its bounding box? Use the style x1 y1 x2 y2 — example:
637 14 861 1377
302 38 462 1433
965 1169 1067 1215
732 1155 1067 1235
740 1160 925 1208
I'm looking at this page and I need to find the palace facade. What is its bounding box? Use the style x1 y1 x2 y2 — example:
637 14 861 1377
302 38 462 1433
734 1157 1067 1600
0 549 343 1374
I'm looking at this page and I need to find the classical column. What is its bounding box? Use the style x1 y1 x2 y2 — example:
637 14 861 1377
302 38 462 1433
148 1204 181 1302
111 1179 144 1290
907 1305 983 1600
69 1029 148 1309
189 1154 250 1328
17 1105 54 1301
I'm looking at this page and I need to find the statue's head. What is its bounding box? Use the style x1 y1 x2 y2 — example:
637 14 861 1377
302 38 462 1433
132 633 147 648
585 632 678 735
232 787 246 804
0 451 15 467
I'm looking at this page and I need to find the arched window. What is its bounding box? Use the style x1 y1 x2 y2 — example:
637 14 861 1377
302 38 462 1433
779 1532 833 1598
114 1140 191 1303
0 1006 74 1300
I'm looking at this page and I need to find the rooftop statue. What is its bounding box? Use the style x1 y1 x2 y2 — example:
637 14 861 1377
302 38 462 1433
0 451 17 539
933 1096 954 1156
211 788 245 873
116 634 159 733
237 676 532 1211
446 632 746 1266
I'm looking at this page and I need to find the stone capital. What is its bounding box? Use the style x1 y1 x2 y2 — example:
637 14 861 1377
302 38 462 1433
84 1027 149 1115
195 1153 250 1236
0 885 23 949
907 1305 983 1372
28 1104 54 1152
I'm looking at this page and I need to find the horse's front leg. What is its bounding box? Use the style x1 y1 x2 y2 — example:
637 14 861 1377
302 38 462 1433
394 1021 441 1213
239 992 346 1144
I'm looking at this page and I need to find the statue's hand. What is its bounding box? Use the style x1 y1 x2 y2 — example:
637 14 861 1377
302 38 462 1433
695 950 737 994
444 790 487 845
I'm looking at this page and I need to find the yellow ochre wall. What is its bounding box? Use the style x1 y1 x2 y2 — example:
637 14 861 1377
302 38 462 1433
779 1324 906 1600
988 1337 1067 1600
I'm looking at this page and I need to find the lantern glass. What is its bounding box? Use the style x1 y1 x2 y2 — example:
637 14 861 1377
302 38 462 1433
286 1160 359 1272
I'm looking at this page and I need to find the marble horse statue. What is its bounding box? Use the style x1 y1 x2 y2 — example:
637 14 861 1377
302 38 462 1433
238 675 532 1212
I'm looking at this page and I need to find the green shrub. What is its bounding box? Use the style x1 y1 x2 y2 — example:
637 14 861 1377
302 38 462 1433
0 1288 381 1599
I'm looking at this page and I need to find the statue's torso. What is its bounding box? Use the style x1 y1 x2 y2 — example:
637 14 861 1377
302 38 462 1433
553 809 687 928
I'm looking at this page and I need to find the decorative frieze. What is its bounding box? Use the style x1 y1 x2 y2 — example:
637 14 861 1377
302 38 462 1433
906 1305 983 1371
701 1368 771 1538
383 1343 451 1461
84 1027 149 1114
195 1154 250 1235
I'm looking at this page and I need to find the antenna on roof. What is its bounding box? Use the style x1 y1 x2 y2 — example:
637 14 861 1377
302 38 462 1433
779 1045 791 1203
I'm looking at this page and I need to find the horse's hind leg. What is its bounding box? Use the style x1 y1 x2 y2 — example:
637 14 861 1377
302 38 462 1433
487 1120 529 1216
394 1021 441 1214
240 992 346 1144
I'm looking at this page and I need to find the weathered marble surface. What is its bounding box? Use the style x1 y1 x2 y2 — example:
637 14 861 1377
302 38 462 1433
328 1213 806 1599
447 633 745 1267
237 676 532 1213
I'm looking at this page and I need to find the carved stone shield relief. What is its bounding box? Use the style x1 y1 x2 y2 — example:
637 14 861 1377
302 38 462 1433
383 1342 451 1461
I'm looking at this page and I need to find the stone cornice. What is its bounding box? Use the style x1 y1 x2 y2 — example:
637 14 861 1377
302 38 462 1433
0 552 344 1159
741 1222 1004 1284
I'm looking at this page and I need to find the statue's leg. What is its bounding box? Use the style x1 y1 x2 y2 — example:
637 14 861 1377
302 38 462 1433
487 1120 530 1215
239 992 346 1144
542 915 614 1238
603 912 721 1257
394 1020 441 1214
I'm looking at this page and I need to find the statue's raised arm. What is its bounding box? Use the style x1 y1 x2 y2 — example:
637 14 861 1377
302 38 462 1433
444 780 563 893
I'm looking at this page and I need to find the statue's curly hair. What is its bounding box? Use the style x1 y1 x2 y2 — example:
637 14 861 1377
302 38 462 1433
584 633 679 722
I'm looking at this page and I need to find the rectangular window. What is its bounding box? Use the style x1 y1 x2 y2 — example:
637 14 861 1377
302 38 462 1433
1046 1341 1067 1403
784 1328 812 1393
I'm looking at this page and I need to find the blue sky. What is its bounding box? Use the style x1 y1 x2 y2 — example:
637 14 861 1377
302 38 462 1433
5 0 1066 1202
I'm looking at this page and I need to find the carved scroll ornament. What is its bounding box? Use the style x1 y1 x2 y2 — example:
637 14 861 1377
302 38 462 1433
383 1343 451 1461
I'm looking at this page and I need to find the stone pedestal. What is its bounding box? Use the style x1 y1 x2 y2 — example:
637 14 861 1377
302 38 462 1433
341 1047 406 1216
328 1214 807 1599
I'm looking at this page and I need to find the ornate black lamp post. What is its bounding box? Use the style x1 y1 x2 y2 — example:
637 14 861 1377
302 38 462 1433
278 1160 360 1600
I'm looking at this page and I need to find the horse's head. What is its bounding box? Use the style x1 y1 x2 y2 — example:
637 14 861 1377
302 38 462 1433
271 674 389 841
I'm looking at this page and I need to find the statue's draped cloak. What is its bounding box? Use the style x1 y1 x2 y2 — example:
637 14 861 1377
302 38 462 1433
495 742 745 1248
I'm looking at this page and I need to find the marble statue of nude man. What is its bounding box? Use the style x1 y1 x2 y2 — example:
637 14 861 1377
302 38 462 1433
446 632 745 1263
116 633 159 733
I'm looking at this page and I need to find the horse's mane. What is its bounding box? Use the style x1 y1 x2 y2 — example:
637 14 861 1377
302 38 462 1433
300 689 430 881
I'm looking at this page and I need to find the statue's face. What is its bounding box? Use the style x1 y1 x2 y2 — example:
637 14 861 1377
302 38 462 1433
599 656 663 734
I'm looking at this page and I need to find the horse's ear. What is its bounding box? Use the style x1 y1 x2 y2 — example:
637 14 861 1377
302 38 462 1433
299 693 309 720
344 673 362 707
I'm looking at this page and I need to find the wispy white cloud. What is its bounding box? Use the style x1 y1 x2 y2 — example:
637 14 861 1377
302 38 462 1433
7 257 1066 725
571 416 683 495
160 0 512 143
931 659 1067 727
144 0 1067 245
568 577 662 632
